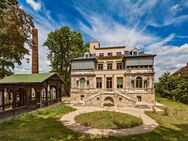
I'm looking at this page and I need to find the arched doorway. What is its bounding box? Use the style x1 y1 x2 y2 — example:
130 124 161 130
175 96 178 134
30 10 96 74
17 88 27 107
103 97 115 106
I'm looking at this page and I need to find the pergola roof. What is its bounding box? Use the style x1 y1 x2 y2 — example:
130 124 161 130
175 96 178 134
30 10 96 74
0 73 63 84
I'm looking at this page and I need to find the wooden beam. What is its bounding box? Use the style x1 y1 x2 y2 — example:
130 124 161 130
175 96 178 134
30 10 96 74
45 87 48 106
2 88 4 111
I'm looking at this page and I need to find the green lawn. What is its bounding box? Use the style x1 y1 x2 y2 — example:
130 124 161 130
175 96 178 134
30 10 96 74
0 99 188 141
75 111 142 129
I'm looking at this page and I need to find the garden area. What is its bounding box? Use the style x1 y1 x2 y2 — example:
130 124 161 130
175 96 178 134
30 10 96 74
75 111 143 129
0 98 188 141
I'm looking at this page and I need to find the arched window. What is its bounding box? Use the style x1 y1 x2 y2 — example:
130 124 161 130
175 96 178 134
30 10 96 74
51 87 56 100
41 88 46 101
80 78 85 88
47 85 51 100
4 89 13 109
31 88 36 102
17 88 26 107
136 76 142 88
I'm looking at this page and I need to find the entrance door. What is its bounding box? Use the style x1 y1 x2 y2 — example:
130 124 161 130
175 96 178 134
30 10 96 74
106 77 112 90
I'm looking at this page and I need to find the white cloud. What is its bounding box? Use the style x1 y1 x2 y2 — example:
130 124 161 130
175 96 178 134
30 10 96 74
26 0 41 11
79 14 158 49
15 6 61 74
144 35 188 80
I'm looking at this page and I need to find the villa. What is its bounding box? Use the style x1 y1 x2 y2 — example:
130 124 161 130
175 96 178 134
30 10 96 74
70 41 156 107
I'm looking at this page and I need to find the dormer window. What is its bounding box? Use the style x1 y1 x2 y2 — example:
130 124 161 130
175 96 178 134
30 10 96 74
131 48 139 56
131 51 138 56
84 52 90 58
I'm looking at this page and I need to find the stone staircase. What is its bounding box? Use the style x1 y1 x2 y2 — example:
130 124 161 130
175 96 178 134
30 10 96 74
84 90 137 106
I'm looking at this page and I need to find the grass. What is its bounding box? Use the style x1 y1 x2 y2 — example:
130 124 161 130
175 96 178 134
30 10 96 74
75 111 143 129
0 98 188 141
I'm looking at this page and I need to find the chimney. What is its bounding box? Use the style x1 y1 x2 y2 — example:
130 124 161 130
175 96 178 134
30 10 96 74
32 28 39 74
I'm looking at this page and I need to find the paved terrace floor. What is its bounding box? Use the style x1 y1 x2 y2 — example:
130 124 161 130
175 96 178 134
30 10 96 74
60 106 159 136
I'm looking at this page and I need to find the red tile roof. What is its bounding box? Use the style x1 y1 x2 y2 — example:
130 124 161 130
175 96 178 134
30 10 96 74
172 63 188 76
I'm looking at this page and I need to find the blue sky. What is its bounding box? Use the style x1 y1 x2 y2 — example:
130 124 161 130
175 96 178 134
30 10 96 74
17 0 188 79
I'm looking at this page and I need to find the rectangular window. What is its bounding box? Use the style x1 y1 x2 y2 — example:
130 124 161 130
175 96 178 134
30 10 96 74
108 52 112 57
131 80 135 88
76 80 79 88
116 52 122 56
99 53 104 57
87 80 89 88
117 77 123 88
80 95 85 100
137 96 142 102
107 63 112 70
116 62 122 69
96 77 102 88
98 64 103 70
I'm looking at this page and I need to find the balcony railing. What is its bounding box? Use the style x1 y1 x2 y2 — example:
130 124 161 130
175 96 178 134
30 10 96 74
71 88 154 93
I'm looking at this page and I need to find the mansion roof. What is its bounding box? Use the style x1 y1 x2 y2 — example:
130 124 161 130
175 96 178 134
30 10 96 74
72 50 156 61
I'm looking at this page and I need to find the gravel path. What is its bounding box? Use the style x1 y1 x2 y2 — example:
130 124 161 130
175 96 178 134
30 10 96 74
60 106 158 136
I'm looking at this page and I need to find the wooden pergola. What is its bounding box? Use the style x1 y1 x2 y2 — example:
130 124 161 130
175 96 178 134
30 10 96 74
0 73 64 119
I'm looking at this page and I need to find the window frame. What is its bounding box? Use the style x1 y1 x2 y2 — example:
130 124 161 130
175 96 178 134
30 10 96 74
117 77 123 88
99 53 104 57
116 62 123 70
108 52 113 57
136 76 142 88
116 52 122 56
107 63 113 70
96 77 102 88
98 64 103 70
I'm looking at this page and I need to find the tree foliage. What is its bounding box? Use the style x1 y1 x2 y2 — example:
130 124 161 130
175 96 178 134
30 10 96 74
0 0 34 78
155 72 188 104
43 26 88 95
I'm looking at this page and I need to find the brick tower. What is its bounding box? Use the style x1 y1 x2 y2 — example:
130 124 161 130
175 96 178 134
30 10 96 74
32 28 39 74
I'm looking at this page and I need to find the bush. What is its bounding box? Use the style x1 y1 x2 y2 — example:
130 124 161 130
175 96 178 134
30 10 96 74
163 107 169 116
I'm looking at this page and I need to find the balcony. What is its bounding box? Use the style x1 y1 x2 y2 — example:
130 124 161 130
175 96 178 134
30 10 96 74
71 88 154 94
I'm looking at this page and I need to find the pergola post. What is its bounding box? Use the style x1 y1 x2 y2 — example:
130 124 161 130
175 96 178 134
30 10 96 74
59 83 62 102
2 88 4 111
45 87 48 106
12 88 16 115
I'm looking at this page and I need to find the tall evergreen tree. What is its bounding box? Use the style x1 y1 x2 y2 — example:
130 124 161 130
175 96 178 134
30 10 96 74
43 26 88 95
0 0 34 78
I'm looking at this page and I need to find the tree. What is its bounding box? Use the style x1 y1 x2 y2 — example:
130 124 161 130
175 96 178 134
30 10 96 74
43 26 88 95
0 0 34 78
156 72 188 104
